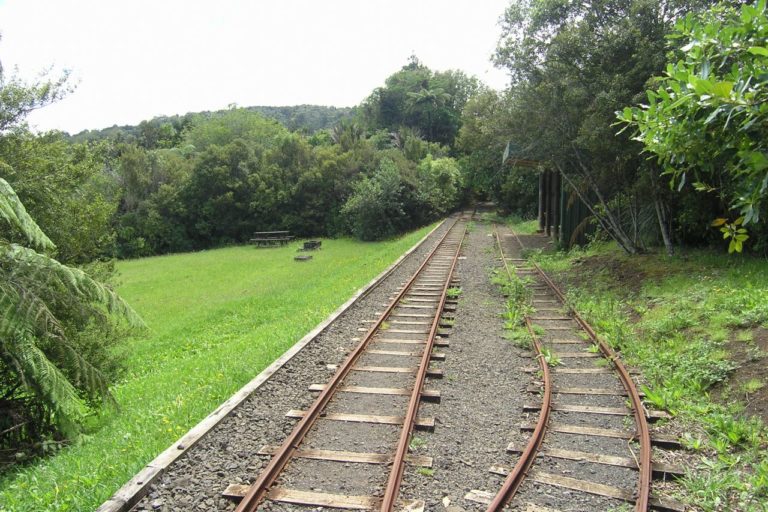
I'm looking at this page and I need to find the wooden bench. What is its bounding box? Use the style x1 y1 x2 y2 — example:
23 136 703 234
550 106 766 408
250 231 294 247
299 240 322 251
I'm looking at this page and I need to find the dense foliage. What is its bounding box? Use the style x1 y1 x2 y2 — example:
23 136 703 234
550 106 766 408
360 56 481 146
0 58 472 264
95 58 479 255
619 1 768 252
67 105 354 147
466 0 768 254
0 57 143 454
489 0 722 254
0 174 141 451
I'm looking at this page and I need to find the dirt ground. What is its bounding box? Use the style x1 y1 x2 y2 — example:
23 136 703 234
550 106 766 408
724 327 768 422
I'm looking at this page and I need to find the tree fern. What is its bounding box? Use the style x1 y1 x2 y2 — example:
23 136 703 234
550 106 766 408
0 177 53 251
0 176 143 431
0 242 143 326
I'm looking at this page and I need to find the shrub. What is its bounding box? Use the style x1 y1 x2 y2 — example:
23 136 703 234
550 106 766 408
341 157 408 240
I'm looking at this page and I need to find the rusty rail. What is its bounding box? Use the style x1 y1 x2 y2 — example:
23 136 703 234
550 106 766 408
380 218 469 511
487 225 552 511
501 228 652 512
234 216 464 512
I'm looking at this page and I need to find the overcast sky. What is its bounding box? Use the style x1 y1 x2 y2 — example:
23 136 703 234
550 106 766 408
0 0 511 134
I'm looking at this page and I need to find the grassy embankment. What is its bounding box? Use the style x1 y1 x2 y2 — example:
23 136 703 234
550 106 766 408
507 217 768 511
0 225 436 511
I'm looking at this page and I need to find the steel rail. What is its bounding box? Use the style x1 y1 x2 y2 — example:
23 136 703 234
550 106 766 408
380 217 469 511
506 229 652 511
486 224 552 511
234 216 462 512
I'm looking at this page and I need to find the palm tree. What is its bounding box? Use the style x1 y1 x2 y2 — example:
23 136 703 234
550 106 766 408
406 85 451 141
330 120 364 151
0 177 143 438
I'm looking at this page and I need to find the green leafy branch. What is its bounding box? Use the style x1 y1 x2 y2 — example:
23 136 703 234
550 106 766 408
712 217 749 253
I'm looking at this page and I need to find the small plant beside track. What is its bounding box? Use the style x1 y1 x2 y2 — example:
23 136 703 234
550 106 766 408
538 346 561 368
446 287 462 299
490 268 534 349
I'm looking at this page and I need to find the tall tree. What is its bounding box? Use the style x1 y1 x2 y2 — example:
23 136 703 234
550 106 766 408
360 56 480 146
619 1 768 253
492 0 712 253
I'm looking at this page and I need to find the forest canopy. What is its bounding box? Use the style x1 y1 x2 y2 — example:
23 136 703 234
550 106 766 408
460 0 768 255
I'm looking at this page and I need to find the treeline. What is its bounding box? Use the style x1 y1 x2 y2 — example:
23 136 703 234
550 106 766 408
0 55 477 447
1 57 478 265
463 0 768 255
67 104 354 148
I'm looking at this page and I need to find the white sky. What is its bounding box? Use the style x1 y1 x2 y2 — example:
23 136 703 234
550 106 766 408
0 0 511 134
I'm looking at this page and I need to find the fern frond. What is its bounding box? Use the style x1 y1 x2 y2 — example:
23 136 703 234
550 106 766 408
40 331 114 405
0 243 145 328
0 177 54 251
1 331 88 421
0 279 65 340
0 271 117 410
569 215 594 247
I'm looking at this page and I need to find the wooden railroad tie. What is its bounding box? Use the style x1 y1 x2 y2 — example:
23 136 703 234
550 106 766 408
256 445 432 467
308 383 441 403
518 422 683 449
498 447 684 479
285 410 436 431
522 402 670 420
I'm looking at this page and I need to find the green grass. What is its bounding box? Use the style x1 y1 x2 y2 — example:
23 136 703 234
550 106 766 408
506 217 539 235
0 226 436 511
478 211 539 235
534 242 768 510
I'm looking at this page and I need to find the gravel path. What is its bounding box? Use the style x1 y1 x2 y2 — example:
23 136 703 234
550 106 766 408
396 221 532 511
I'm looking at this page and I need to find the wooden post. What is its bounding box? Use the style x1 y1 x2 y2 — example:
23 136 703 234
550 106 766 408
559 173 567 247
537 172 545 232
544 170 551 237
553 170 561 243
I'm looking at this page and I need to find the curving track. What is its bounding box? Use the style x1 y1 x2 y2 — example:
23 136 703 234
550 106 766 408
489 224 655 512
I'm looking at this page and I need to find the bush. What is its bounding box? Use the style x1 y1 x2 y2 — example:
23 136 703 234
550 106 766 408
341 157 408 240
417 155 462 216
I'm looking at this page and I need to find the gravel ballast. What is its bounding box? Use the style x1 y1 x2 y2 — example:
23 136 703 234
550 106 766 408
129 220 455 511
123 217 654 512
396 222 532 510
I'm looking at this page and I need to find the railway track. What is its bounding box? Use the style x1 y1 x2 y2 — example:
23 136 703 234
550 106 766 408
488 225 683 512
226 213 471 511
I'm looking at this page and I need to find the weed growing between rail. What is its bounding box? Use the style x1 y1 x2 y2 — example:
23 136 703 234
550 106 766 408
489 261 535 350
0 226 436 512
531 240 768 510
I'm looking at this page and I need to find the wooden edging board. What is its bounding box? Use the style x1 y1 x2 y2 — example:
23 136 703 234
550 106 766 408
95 219 448 512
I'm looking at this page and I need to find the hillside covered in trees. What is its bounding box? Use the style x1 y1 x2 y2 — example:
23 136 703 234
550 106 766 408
66 104 355 147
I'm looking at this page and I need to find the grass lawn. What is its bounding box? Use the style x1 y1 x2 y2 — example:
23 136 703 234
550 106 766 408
521 232 768 511
0 226 435 511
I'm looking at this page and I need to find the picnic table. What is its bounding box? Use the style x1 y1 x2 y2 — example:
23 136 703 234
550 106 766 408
250 231 294 247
